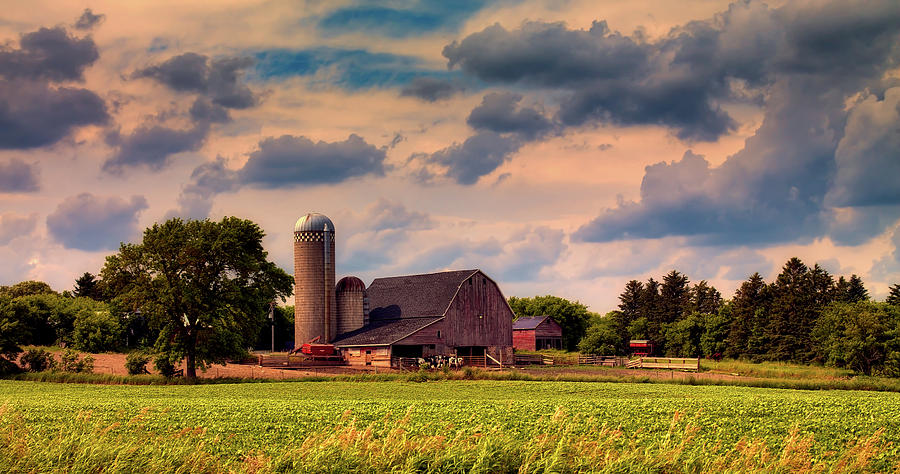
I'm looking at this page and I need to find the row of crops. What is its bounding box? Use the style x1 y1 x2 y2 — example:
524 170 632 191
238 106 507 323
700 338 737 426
2 380 899 472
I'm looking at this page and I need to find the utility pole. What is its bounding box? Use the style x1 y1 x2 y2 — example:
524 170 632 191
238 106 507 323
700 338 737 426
268 301 275 353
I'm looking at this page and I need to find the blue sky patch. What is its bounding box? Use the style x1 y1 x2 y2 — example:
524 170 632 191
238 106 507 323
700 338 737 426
252 47 468 90
318 0 491 38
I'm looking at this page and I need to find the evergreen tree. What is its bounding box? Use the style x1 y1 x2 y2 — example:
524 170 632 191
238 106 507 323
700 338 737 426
73 272 101 300
724 273 767 359
768 258 817 361
690 280 723 314
888 284 900 306
617 280 643 347
660 270 691 324
640 278 663 349
808 264 836 307
618 280 643 323
844 275 869 303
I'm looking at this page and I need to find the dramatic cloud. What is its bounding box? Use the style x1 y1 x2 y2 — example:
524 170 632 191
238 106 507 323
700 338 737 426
74 9 105 30
419 131 521 185
46 193 148 251
318 0 489 38
443 20 736 141
134 53 257 109
827 88 900 208
467 92 554 139
0 26 99 81
416 91 556 184
400 77 461 102
103 122 209 173
0 212 38 245
0 158 39 192
0 81 108 150
0 24 107 150
240 134 386 188
573 0 900 246
188 98 231 124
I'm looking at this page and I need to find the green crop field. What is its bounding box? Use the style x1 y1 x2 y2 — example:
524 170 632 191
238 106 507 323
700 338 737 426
1 380 899 472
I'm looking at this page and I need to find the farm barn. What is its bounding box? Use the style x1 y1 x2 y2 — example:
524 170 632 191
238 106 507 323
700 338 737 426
333 270 514 367
292 213 514 368
512 315 563 351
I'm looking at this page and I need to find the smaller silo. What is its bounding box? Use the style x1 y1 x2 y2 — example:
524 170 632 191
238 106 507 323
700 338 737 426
335 276 367 336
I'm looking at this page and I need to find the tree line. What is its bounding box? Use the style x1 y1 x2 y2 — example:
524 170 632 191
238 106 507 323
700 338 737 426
575 258 900 376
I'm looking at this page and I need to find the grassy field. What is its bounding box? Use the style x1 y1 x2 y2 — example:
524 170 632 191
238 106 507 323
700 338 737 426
1 379 899 472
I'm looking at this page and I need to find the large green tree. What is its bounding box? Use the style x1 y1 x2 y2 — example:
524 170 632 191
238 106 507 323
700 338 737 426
507 295 594 351
101 217 293 377
813 302 900 375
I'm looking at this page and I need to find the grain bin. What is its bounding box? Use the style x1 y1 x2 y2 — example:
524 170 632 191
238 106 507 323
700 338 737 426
336 276 367 335
293 213 337 344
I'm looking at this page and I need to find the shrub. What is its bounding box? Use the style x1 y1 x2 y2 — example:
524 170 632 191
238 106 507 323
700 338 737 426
72 309 121 353
59 349 93 373
154 352 180 377
20 348 56 372
125 352 151 375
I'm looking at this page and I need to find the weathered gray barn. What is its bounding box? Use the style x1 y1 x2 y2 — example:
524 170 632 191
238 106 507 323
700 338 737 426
332 269 514 367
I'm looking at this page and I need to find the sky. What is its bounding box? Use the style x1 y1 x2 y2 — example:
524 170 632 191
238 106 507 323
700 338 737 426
1 0 899 313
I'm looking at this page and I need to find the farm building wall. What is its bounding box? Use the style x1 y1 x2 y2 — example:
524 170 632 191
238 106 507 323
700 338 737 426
443 271 513 348
343 346 391 367
513 329 537 351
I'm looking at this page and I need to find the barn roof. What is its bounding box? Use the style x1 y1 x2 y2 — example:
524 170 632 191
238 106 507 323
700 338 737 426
367 269 479 321
332 317 443 347
512 315 550 330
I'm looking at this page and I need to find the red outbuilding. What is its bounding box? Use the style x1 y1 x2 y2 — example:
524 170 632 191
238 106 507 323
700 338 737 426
512 315 563 351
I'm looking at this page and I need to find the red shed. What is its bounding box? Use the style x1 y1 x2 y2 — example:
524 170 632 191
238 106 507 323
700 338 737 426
512 315 563 351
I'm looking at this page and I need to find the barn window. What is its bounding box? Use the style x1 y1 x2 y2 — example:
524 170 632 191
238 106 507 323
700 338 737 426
437 330 442 339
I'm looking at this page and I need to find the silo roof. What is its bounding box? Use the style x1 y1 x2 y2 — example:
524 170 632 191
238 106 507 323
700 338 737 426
294 212 334 233
336 276 366 292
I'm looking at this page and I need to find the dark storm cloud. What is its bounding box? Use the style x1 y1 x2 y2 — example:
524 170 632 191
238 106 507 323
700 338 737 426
467 92 554 139
443 19 743 142
134 53 257 109
0 81 108 149
0 158 39 192
46 193 148 251
415 90 556 184
0 26 99 81
400 77 462 102
420 131 522 185
74 9 105 30
318 0 490 38
240 134 386 188
534 0 900 246
826 89 900 208
0 24 107 150
189 98 231 124
103 122 209 173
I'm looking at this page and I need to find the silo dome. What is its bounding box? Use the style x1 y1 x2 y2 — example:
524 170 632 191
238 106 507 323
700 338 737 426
336 276 366 293
294 213 334 233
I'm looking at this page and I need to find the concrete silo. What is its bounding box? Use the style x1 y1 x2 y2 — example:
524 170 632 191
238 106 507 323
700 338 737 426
335 276 367 336
294 213 336 344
